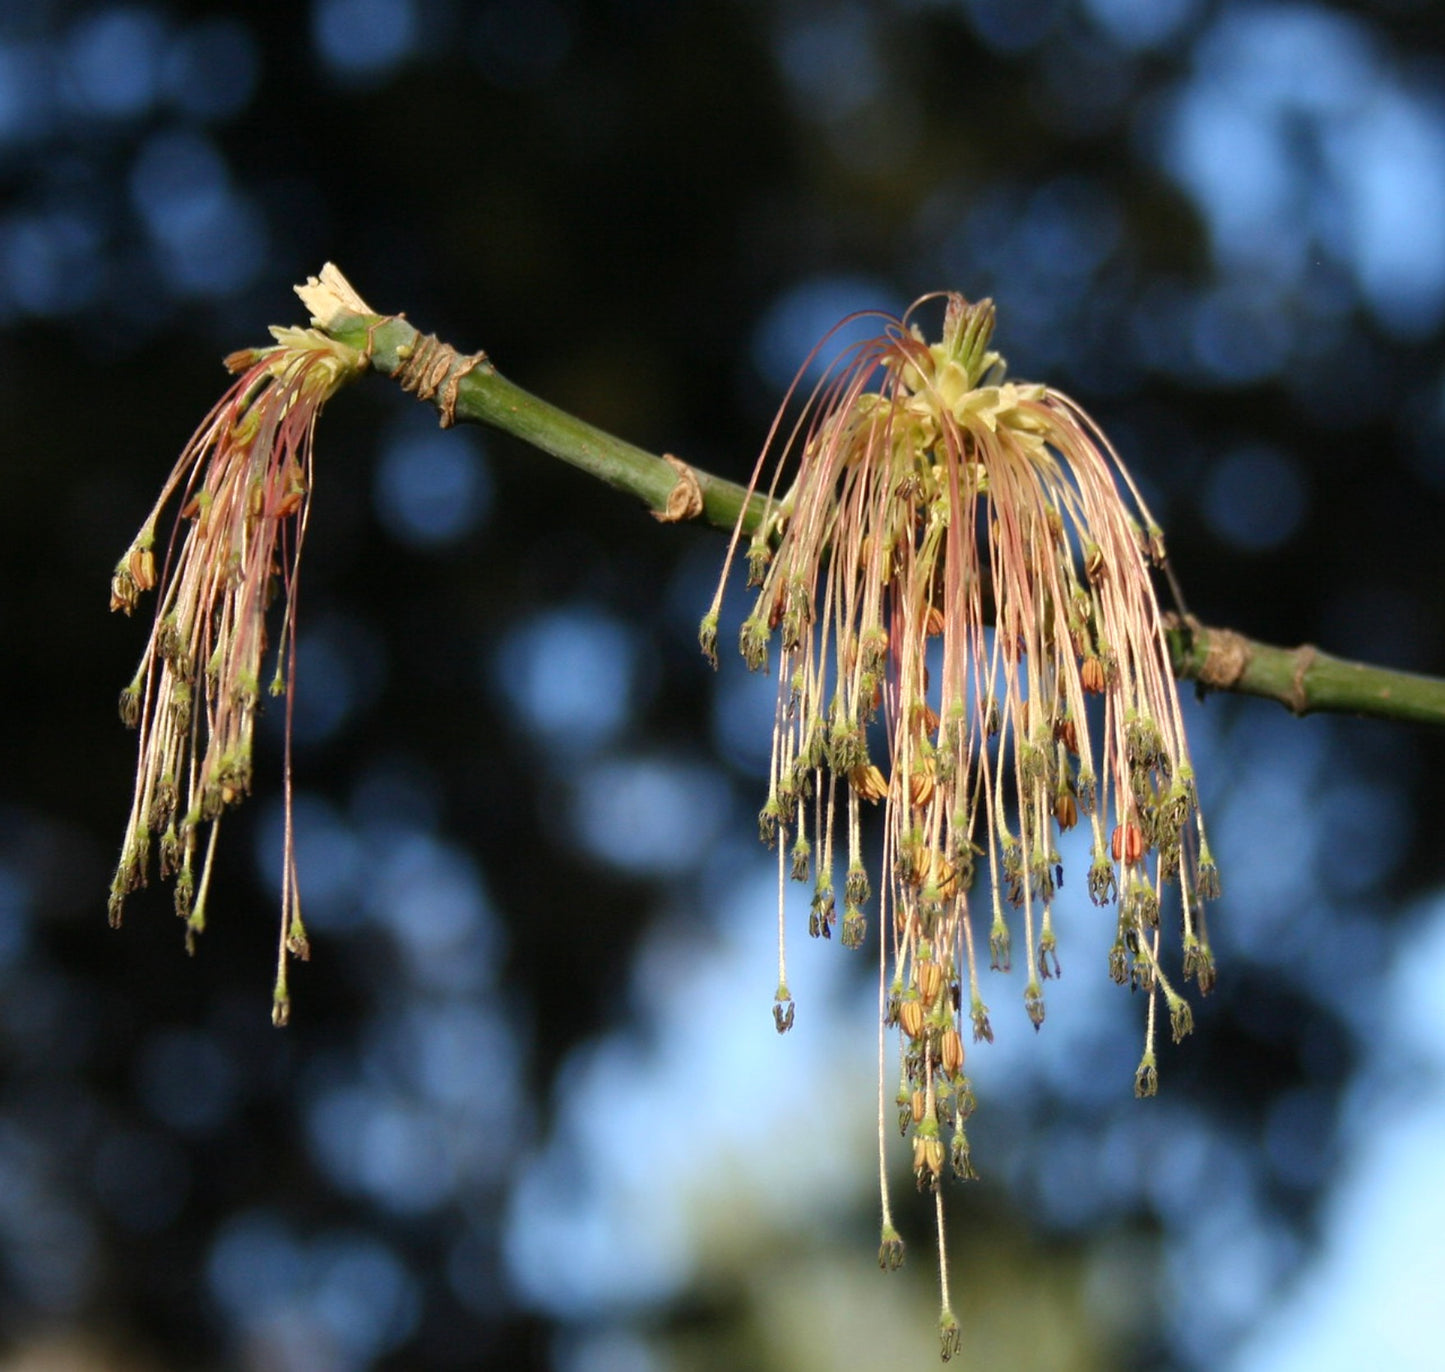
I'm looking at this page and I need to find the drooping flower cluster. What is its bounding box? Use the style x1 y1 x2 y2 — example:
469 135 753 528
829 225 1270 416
110 324 369 1024
701 294 1217 1357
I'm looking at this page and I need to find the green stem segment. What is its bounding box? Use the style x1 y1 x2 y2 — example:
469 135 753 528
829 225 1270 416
1165 618 1445 727
328 313 766 534
323 311 1445 731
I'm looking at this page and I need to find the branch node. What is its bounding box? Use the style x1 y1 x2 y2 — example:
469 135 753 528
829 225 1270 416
1189 616 1252 691
652 453 704 523
395 330 489 429
1289 644 1319 715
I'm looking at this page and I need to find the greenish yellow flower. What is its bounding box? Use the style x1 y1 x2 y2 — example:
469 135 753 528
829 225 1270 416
704 293 1217 1349
111 324 369 1024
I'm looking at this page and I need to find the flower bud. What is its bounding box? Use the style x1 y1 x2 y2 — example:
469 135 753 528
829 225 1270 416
950 1131 978 1182
988 913 1011 972
118 683 142 728
790 834 811 884
744 541 771 587
970 1000 993 1044
939 1311 962 1362
1167 992 1194 1043
1025 980 1045 1029
1134 1056 1159 1098
878 1224 905 1271
773 988 795 1034
1183 935 1217 995
698 611 719 666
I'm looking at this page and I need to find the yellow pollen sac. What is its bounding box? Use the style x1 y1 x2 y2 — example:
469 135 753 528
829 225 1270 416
902 760 936 809
940 1028 964 1076
927 850 958 899
1112 822 1145 866
109 570 138 616
129 545 156 593
850 763 888 803
899 999 924 1040
912 1132 945 1178
918 960 944 1008
1054 715 1079 755
223 345 267 374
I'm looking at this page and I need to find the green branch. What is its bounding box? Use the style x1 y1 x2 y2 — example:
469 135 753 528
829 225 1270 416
325 312 767 535
315 297 1445 731
1164 618 1445 727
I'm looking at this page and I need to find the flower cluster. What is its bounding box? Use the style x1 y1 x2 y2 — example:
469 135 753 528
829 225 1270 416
702 294 1217 1357
110 324 369 1024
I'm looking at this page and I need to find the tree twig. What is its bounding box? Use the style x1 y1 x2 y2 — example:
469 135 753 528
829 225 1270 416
315 296 1445 731
322 309 767 534
1164 617 1445 726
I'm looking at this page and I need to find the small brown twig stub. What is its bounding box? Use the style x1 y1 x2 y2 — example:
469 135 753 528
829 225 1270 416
652 454 704 523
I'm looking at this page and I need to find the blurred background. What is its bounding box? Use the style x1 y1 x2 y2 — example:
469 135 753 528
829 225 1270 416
2 0 1444 1368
